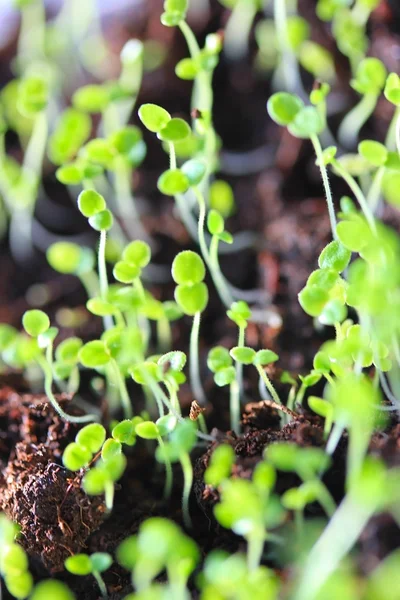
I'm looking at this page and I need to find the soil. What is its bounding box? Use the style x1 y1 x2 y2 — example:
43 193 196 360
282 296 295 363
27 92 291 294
0 0 400 598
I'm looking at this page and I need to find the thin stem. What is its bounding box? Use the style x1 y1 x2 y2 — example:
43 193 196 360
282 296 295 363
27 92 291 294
209 236 234 308
98 230 108 300
337 93 377 149
104 481 114 511
316 482 337 518
179 452 193 529
333 161 376 232
326 422 344 456
157 435 173 499
236 325 245 404
93 572 108 600
255 364 282 405
310 135 337 239
366 166 385 214
190 312 206 406
247 533 265 572
113 157 150 243
110 359 132 419
384 106 400 150
230 380 240 434
396 112 400 156
79 270 100 299
193 186 233 308
224 0 258 60
37 351 97 423
273 0 304 97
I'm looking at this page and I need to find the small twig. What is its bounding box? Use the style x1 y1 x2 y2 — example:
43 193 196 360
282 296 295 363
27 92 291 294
260 399 299 420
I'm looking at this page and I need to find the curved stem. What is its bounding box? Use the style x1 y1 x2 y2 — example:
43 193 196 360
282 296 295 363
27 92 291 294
98 230 108 300
224 0 258 61
79 270 100 299
110 359 132 419
333 161 376 232
38 350 97 423
93 572 108 600
236 325 245 404
104 480 114 511
190 312 206 406
247 533 265 572
179 452 193 529
193 186 233 307
310 135 337 239
366 166 385 215
337 93 377 149
255 364 282 405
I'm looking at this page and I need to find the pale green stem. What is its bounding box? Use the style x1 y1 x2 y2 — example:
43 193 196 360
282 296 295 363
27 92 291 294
396 112 400 156
79 270 100 299
98 229 109 300
230 379 240 434
274 0 303 96
18 0 46 69
295 382 307 406
310 135 337 239
38 347 97 423
113 157 150 243
224 0 258 60
157 435 173 499
326 421 344 456
237 325 245 403
316 482 337 518
247 533 265 572
366 166 385 214
384 106 400 150
338 93 378 148
255 364 282 405
157 316 172 352
190 312 206 406
104 481 114 511
179 451 193 529
93 571 108 599
333 161 376 232
193 186 233 308
110 359 132 419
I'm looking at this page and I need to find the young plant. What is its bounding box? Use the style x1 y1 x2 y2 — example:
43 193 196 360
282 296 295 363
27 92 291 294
227 300 252 403
135 419 174 499
171 251 208 405
0 514 33 600
155 419 197 528
207 346 240 433
65 552 112 599
116 517 199 594
30 581 75 600
22 309 97 423
82 454 127 512
214 461 285 571
267 91 337 238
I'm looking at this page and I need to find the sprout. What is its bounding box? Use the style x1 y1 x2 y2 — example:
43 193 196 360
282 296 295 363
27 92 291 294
135 420 174 499
204 444 235 487
0 513 33 599
65 552 112 599
82 454 127 511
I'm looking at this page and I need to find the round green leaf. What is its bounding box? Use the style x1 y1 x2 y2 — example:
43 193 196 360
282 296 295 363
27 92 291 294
113 261 141 283
79 341 110 368
175 58 199 80
318 240 351 273
63 443 92 471
65 554 93 576
174 283 209 315
181 159 206 186
76 423 106 453
298 286 329 317
77 190 106 218
207 346 232 372
88 209 114 232
358 140 388 167
214 366 236 387
230 346 256 365
101 438 122 461
157 169 190 195
112 420 136 445
138 103 171 133
135 421 160 440
72 85 110 113
30 580 75 600
267 92 304 126
123 240 151 268
90 552 112 573
22 310 50 337
158 118 191 142
171 250 205 285
253 349 279 366
288 106 324 139
46 242 82 274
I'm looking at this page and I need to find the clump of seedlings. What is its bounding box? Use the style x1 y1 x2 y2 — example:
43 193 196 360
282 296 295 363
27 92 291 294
0 0 400 599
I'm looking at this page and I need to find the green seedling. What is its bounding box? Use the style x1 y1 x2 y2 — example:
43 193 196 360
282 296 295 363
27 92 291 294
214 461 284 571
30 580 75 600
207 346 239 433
155 419 197 528
82 454 127 511
204 443 235 487
171 251 208 406
117 517 199 594
227 300 252 405
135 419 174 498
65 552 112 599
267 92 337 238
63 423 106 471
201 550 279 600
338 57 387 148
22 309 97 423
295 457 400 600
0 514 33 600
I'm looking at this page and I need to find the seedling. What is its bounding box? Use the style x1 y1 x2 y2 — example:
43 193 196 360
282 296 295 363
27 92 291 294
171 251 208 406
135 419 174 499
155 419 197 528
227 300 252 404
204 443 235 487
214 461 284 571
30 581 75 600
22 309 97 423
117 517 199 594
207 346 240 432
82 454 127 511
0 514 33 600
65 552 112 599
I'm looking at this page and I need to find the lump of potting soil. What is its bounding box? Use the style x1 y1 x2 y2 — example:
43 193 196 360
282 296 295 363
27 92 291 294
0 442 106 572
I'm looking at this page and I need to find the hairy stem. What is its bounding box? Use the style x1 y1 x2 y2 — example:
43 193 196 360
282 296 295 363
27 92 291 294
157 435 173 499
190 312 206 406
333 161 376 232
255 364 282 405
310 135 337 239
